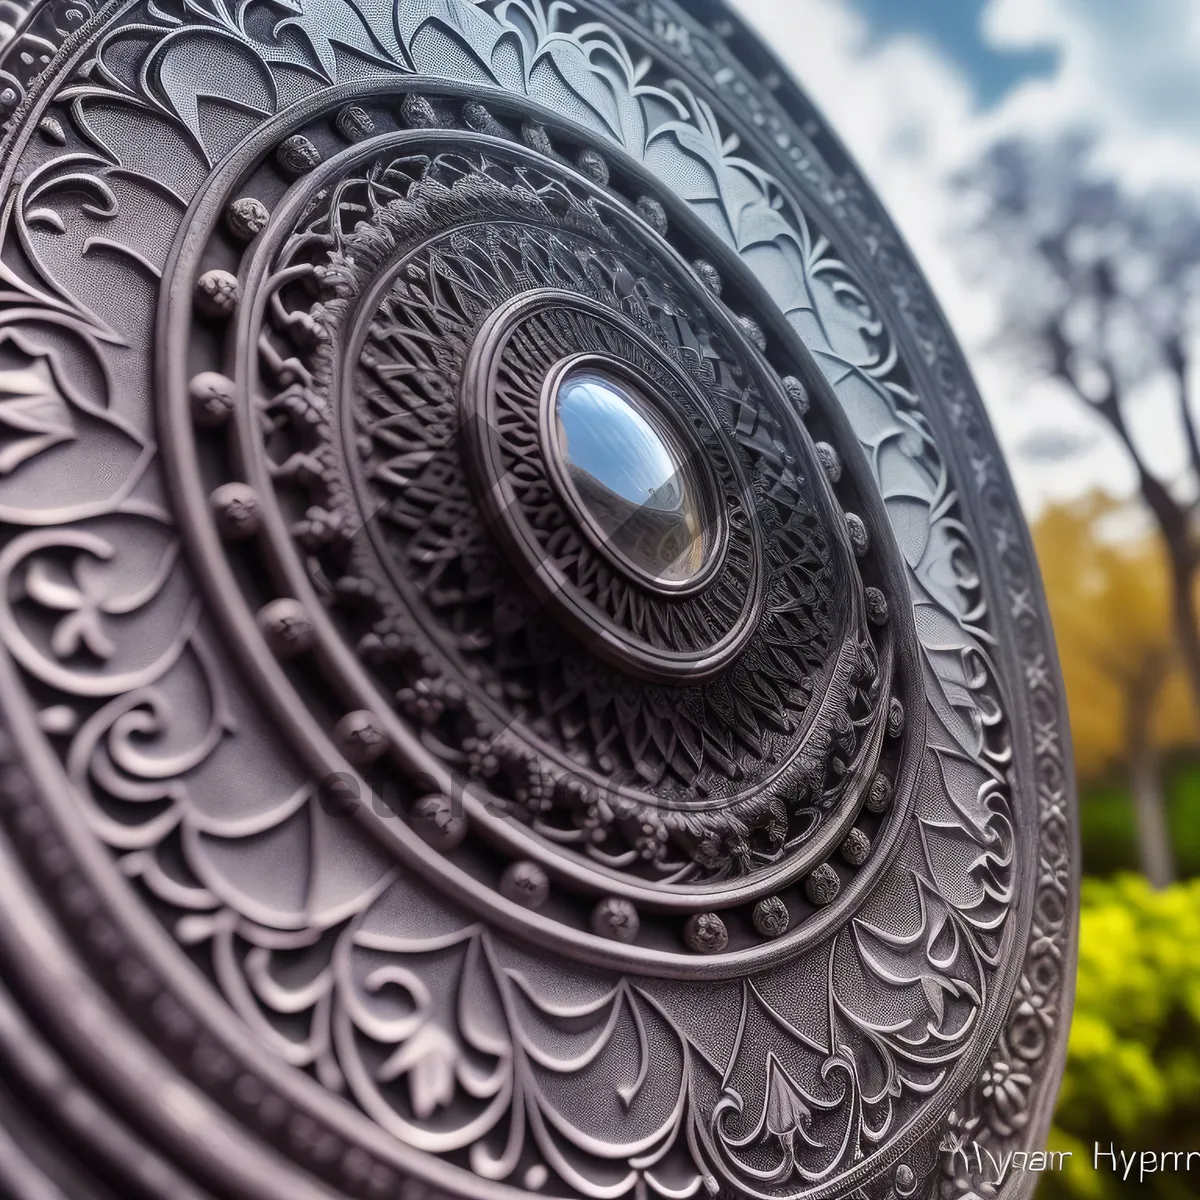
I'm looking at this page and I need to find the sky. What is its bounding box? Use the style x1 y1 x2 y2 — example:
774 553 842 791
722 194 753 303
853 0 1056 105
726 0 1200 515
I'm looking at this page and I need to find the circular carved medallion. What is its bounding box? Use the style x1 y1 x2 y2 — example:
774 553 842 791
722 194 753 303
0 3 1076 1199
162 132 919 972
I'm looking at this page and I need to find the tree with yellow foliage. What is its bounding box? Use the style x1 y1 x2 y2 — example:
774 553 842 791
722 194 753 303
1035 494 1199 886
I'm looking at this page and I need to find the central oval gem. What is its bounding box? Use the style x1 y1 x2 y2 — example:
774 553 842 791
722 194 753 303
551 369 706 585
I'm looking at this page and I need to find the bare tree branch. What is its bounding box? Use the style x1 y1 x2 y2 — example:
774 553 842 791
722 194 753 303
965 137 1200 722
1166 333 1200 510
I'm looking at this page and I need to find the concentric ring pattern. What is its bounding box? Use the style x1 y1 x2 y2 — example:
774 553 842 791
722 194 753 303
0 2 1075 1199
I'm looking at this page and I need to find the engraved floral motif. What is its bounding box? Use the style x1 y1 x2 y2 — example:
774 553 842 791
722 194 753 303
0 0 1069 1196
0 354 73 472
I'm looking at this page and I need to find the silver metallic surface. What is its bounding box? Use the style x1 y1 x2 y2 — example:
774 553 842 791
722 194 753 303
548 365 709 588
0 1 1077 1197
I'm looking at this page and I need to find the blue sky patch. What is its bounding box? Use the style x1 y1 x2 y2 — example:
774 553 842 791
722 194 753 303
853 0 1059 106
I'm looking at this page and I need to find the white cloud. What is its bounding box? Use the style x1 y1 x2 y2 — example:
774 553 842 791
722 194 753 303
984 0 1200 189
725 0 1200 514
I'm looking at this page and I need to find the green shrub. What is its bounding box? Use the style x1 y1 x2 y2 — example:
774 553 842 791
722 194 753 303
1041 875 1200 1200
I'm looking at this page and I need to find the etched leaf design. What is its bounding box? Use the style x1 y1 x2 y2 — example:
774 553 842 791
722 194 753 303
378 1021 461 1118
0 358 74 473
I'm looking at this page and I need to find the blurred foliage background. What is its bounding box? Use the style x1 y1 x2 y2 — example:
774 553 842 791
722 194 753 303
728 2 1200 1194
1032 496 1200 1200
948 129 1200 1199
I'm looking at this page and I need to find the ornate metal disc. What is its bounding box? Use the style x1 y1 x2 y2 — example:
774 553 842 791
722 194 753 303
0 1 1077 1197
